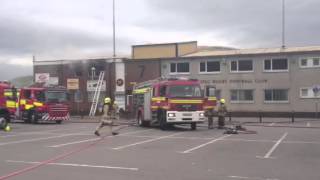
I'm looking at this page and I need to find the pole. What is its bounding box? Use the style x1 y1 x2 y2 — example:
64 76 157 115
282 0 286 48
112 0 116 58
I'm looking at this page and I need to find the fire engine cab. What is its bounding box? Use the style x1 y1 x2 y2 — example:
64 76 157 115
0 81 15 129
17 84 70 124
132 77 217 130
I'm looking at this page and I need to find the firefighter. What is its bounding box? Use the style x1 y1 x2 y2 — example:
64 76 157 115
217 99 227 129
94 97 119 136
206 108 215 129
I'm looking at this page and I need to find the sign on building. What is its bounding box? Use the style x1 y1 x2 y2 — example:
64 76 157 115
49 77 59 85
87 80 106 91
67 78 79 90
35 73 50 83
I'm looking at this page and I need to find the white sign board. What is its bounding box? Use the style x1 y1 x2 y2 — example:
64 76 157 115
87 80 106 91
35 73 50 83
49 77 59 85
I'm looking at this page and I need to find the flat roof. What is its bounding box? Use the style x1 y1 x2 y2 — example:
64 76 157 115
132 41 197 48
183 46 320 57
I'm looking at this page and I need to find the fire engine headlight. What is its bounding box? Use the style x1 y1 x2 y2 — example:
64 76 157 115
199 113 205 117
168 113 176 117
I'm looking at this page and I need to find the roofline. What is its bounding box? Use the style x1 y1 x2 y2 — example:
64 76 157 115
183 46 320 58
33 57 128 66
132 41 197 48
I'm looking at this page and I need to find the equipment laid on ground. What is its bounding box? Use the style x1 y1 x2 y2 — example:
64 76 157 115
132 77 217 130
0 81 70 125
223 124 257 134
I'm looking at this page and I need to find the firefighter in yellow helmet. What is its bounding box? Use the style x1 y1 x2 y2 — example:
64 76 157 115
94 97 120 136
217 98 227 129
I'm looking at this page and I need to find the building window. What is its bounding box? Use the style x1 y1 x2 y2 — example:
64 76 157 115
230 60 253 72
313 58 320 66
170 62 189 74
200 61 220 73
300 87 320 98
264 59 288 71
264 89 289 102
215 89 221 100
230 89 254 103
300 57 320 68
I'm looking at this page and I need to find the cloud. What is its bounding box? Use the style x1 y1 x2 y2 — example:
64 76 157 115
0 63 32 80
141 0 320 48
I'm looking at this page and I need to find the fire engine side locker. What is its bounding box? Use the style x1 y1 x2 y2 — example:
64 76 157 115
143 91 152 121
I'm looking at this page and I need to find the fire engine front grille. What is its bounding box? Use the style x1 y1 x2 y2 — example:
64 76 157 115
175 104 198 111
50 107 68 112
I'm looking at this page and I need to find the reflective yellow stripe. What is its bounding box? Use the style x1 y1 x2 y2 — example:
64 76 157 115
151 106 159 109
152 97 166 101
33 102 44 107
133 88 150 94
203 106 215 109
25 104 34 110
6 101 16 108
162 106 169 110
169 99 203 104
4 92 13 96
208 97 217 101
20 99 26 105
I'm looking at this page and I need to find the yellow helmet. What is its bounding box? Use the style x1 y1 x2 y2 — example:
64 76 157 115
113 101 118 105
4 125 11 132
220 99 226 104
104 97 111 104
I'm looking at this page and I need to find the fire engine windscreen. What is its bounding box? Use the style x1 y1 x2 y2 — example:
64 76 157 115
168 85 202 98
45 91 67 103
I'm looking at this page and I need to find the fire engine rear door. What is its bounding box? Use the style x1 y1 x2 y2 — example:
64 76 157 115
143 91 151 120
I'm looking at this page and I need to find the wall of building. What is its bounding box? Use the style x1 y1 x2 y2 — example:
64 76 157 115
132 41 197 59
34 59 117 115
161 52 320 115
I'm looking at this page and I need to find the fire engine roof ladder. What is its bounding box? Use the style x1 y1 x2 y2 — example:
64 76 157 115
89 71 105 117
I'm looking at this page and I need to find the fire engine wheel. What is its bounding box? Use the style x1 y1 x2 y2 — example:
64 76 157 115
0 117 8 129
137 112 149 127
191 123 197 130
30 112 38 124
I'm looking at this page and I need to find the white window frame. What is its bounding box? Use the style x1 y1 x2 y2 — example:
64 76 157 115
230 60 254 73
230 89 255 104
299 57 320 68
263 58 289 72
300 87 320 99
264 89 289 103
199 60 221 74
169 62 190 75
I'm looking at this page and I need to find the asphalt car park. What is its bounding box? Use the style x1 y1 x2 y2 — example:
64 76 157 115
1 119 320 180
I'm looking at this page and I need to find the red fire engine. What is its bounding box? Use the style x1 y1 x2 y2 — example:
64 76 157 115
0 81 69 127
0 81 16 129
17 84 70 124
132 77 216 130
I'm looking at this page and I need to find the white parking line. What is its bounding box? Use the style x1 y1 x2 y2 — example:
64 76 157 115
180 134 231 154
228 175 279 180
112 132 184 150
0 134 75 146
0 126 88 138
6 160 138 171
49 129 153 148
258 132 288 159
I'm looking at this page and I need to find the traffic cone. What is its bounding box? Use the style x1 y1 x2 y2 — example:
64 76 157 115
4 125 11 132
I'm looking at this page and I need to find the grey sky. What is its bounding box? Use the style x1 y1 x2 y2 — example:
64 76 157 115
0 0 319 79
